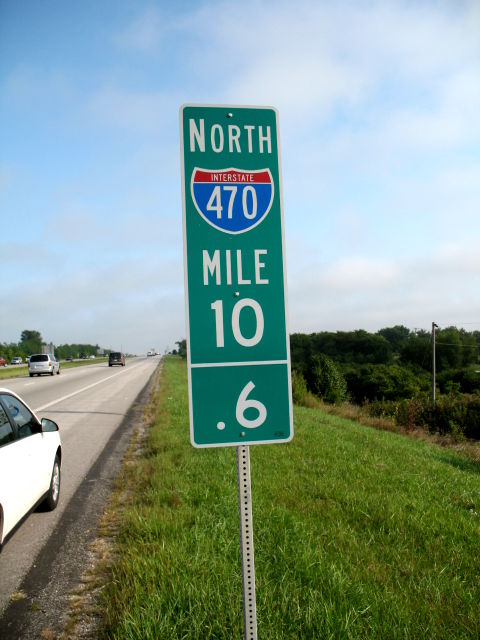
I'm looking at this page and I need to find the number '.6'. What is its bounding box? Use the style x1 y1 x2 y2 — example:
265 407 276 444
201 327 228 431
236 381 267 429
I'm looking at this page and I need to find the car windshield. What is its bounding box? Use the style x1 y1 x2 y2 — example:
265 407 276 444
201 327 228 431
110 353 122 358
30 354 48 362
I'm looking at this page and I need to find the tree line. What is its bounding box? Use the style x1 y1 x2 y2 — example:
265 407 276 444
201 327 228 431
174 325 480 399
0 329 106 361
290 325 480 440
291 326 480 401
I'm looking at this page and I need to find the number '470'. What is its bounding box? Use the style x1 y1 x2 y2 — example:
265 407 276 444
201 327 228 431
207 186 258 220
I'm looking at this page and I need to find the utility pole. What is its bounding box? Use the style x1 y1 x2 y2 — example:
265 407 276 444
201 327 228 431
432 322 438 403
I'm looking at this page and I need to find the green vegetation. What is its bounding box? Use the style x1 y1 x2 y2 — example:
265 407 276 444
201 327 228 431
100 357 480 639
308 353 348 404
0 364 30 381
366 393 480 441
19 329 43 356
291 326 480 439
171 339 187 358
55 344 102 359
0 328 110 363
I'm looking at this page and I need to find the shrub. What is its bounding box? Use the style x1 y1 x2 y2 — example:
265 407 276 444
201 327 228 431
345 364 425 403
427 395 468 436
308 354 347 404
291 369 308 405
363 393 480 441
365 396 424 432
465 396 480 439
437 368 480 395
291 369 320 409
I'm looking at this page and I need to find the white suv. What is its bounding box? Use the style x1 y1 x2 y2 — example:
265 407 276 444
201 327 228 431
28 354 60 377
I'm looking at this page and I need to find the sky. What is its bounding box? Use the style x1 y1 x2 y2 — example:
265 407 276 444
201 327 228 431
1 0 479 355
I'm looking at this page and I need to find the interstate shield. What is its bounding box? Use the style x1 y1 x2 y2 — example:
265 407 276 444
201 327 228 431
191 167 274 234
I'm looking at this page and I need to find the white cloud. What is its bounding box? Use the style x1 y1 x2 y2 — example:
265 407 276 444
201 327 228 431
376 67 480 152
45 195 181 251
172 1 479 125
320 258 400 291
87 86 181 134
112 6 164 52
288 242 480 334
1 254 186 354
82 1 480 153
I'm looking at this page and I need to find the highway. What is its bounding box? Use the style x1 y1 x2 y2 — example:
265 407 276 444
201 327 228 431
0 356 160 638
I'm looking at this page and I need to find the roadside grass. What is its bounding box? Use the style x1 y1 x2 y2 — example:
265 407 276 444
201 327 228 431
316 399 480 463
0 366 29 381
0 358 108 381
100 356 480 639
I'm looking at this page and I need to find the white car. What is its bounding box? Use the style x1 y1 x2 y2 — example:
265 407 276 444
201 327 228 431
28 354 60 377
0 389 62 546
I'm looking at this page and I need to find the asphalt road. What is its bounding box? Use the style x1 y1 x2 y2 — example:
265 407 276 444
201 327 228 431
0 356 160 638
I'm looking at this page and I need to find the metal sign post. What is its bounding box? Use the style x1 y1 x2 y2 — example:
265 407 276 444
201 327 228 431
180 104 292 639
237 445 257 640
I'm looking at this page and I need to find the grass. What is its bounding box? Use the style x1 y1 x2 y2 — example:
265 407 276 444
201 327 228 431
0 358 108 381
99 357 480 639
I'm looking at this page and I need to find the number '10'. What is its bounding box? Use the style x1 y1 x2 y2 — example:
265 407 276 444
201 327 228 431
211 299 264 347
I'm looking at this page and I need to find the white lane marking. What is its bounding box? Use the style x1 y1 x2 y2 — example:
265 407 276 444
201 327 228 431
33 361 146 412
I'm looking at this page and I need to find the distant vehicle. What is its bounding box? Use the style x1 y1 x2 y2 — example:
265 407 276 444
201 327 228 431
11 357 22 365
28 354 60 377
89 355 95 359
108 352 125 367
80 354 88 359
25 357 30 364
0 388 61 546
0 358 5 367
147 351 153 356
66 356 74 362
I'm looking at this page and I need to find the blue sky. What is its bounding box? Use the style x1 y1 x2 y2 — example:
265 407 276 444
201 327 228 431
1 0 479 354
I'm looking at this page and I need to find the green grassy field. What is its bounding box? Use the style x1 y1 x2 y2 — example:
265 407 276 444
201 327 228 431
100 357 480 639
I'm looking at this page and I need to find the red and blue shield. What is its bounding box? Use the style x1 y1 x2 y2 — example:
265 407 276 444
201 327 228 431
191 167 274 234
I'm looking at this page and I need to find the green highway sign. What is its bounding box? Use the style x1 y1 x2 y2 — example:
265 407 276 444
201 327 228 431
180 104 293 448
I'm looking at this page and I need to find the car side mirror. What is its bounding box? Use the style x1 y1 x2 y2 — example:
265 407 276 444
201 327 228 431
41 418 59 432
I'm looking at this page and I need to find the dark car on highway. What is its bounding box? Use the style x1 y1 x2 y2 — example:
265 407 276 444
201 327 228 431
108 352 125 367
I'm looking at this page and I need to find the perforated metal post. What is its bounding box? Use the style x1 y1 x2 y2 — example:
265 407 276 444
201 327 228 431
237 445 258 640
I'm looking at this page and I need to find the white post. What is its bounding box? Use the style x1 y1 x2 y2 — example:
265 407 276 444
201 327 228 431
237 445 258 640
